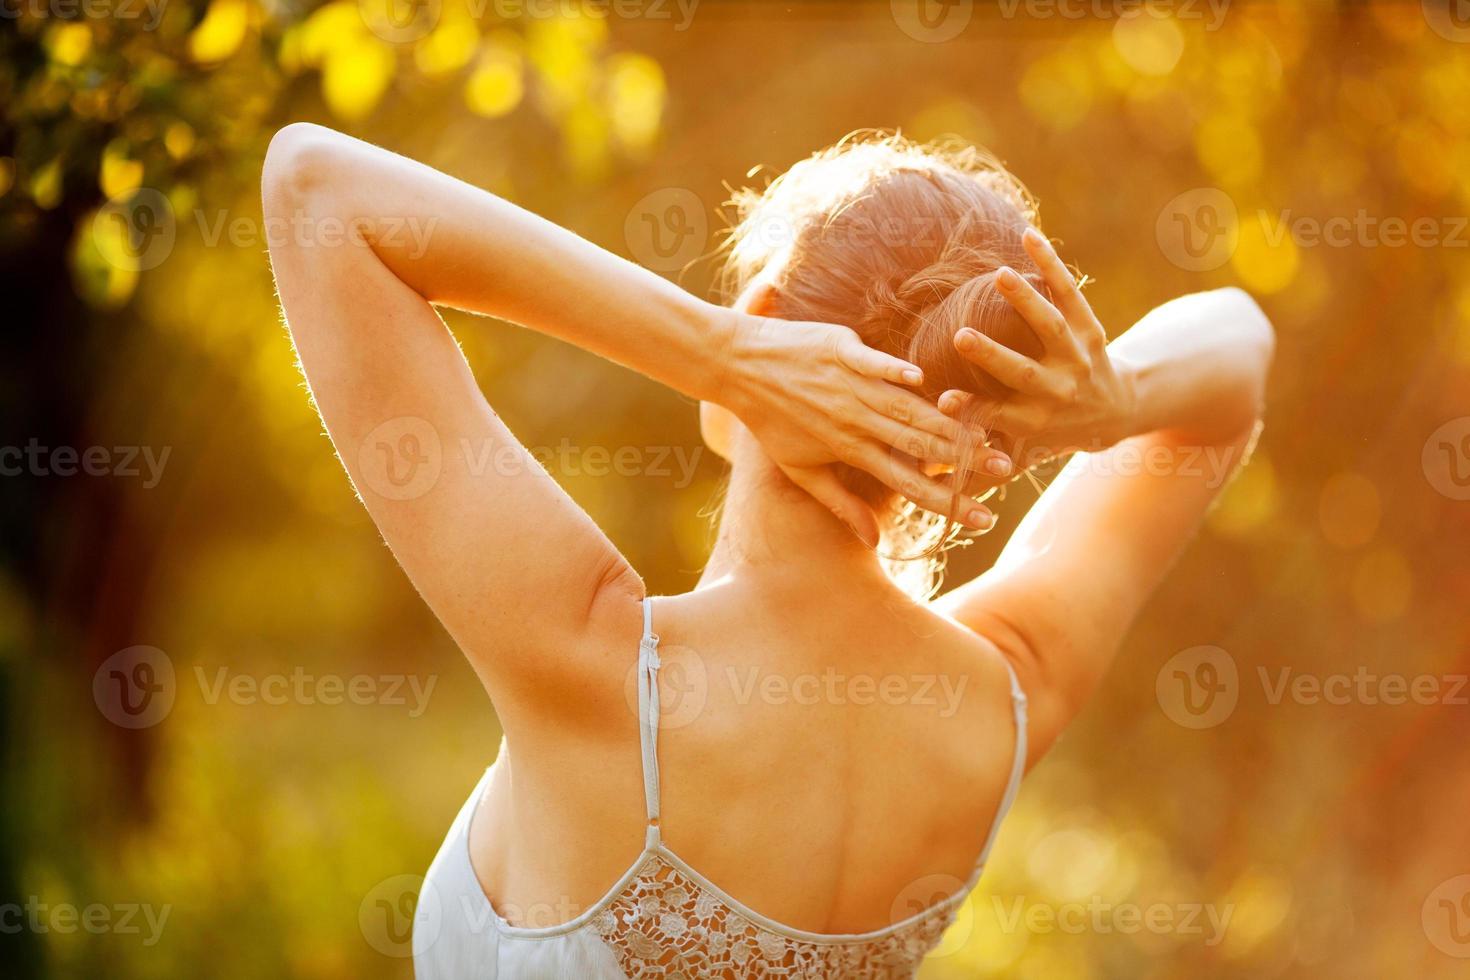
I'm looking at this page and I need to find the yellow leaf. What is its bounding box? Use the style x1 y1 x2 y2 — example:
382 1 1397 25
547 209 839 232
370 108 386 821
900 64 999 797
415 8 478 77
165 122 196 161
45 23 93 67
100 141 144 199
31 159 63 210
299 2 368 66
72 208 140 309
322 39 395 121
464 52 523 119
189 0 250 65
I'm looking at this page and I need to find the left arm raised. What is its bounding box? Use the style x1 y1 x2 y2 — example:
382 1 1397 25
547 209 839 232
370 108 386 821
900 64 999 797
261 123 977 718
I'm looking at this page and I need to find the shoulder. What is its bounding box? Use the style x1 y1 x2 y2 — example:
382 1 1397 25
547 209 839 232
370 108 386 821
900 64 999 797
925 599 1069 771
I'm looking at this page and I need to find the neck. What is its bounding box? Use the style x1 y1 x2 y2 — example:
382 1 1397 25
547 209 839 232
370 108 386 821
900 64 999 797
699 432 894 594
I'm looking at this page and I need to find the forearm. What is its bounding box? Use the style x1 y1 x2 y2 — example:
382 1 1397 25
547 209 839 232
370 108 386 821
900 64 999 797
262 123 732 402
1110 287 1275 446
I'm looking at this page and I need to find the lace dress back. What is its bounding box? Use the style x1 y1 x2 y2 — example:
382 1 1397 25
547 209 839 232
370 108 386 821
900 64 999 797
413 597 1029 980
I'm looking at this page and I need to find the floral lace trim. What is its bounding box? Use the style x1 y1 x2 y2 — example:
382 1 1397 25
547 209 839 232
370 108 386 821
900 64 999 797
589 854 958 979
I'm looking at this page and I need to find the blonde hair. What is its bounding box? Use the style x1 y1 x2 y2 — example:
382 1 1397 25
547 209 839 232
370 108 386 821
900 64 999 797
718 131 1050 597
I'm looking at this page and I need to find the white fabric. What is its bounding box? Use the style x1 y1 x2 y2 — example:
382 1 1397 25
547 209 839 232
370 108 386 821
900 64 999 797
413 597 1028 979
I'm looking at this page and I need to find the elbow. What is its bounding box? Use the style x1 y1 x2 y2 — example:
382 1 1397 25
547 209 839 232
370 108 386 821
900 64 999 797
1213 286 1275 421
1216 286 1276 366
261 123 345 219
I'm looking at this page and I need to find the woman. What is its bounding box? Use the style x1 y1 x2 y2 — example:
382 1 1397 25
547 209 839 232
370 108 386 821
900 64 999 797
262 127 1273 977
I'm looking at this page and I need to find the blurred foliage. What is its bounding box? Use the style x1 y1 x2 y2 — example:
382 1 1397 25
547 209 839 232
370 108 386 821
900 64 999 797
3 1 1470 979
0 0 665 306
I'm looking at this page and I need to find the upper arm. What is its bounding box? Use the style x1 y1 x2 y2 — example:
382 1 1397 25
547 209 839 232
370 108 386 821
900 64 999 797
262 127 639 716
934 420 1262 758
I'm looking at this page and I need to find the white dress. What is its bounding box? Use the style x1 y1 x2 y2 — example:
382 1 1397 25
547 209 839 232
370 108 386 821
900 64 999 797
414 598 1029 978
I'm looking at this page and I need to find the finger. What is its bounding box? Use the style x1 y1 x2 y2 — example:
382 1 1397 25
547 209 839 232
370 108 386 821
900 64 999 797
936 389 1018 430
854 381 974 444
868 412 1014 480
1022 227 1107 347
868 415 964 466
995 266 1084 362
953 328 1062 397
937 391 1025 457
857 446 994 529
835 336 924 387
783 465 880 548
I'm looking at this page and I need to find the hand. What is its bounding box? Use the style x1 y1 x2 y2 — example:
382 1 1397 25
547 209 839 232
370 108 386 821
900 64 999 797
722 313 1012 545
938 228 1135 470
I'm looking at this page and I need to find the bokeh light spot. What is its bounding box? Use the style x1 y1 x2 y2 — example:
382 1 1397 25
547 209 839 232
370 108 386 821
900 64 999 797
1112 11 1185 77
1230 211 1299 295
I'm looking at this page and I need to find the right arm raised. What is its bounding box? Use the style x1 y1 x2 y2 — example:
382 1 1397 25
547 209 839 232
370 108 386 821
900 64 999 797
934 239 1275 760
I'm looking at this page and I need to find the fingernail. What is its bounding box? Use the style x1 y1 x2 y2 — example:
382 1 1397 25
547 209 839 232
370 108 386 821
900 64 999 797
1023 227 1043 245
954 329 979 351
901 368 923 386
997 267 1020 289
969 508 995 529
985 455 1011 477
938 391 960 414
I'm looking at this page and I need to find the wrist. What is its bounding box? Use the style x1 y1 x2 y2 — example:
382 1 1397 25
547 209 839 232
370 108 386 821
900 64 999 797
1107 355 1145 446
701 303 755 410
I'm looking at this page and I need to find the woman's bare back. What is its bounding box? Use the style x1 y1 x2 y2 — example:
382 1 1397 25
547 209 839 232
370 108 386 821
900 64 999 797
470 578 1024 934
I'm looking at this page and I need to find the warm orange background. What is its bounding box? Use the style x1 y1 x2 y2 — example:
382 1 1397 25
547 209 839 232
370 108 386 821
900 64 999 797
3 1 1468 977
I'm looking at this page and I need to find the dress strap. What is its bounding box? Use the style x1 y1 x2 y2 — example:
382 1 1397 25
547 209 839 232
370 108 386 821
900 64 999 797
971 659 1029 879
636 596 662 848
